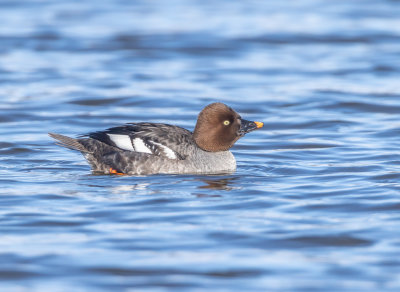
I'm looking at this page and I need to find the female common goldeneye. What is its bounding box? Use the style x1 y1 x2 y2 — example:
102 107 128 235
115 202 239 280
49 102 263 175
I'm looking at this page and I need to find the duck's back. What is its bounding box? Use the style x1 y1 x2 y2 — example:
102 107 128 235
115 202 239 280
85 123 194 160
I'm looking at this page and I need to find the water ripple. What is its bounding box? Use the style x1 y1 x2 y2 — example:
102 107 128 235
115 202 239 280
1 0 400 291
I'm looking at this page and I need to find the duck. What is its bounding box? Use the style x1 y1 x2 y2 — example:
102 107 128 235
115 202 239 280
49 102 263 175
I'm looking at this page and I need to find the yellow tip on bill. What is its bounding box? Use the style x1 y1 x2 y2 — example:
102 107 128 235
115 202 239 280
254 121 264 129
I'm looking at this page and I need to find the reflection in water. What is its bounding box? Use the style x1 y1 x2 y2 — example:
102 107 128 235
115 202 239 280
1 0 400 291
197 176 239 191
107 177 239 197
110 183 150 194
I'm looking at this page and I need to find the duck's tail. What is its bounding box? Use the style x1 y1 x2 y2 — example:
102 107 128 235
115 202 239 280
49 133 90 153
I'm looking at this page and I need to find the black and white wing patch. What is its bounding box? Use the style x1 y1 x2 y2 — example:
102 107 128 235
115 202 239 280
106 134 136 151
109 134 178 159
86 125 185 160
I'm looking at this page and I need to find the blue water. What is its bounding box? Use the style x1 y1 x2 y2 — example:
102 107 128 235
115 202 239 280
1 0 400 291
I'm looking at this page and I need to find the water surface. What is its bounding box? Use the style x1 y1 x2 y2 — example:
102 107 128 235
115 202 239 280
1 0 400 291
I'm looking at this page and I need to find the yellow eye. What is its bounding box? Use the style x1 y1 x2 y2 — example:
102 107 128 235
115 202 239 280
223 120 230 126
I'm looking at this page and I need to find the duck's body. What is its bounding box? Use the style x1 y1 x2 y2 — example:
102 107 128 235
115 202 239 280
49 103 263 175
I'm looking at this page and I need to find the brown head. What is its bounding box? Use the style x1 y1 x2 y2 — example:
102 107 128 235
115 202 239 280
193 102 263 152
